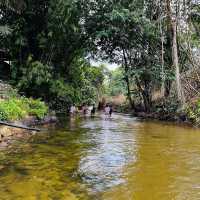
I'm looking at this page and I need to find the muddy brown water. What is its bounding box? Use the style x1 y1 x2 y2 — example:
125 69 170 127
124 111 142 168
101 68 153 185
0 113 200 200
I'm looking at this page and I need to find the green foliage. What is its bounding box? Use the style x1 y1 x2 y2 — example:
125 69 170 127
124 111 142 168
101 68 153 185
0 97 48 121
0 98 27 120
0 25 11 36
154 99 179 114
105 67 126 96
27 98 48 119
0 106 8 121
48 59 105 108
18 56 52 89
1 0 198 113
0 0 106 108
114 103 130 113
186 100 200 123
49 79 78 109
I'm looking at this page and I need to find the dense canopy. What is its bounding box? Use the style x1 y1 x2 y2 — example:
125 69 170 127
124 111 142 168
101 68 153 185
0 0 200 116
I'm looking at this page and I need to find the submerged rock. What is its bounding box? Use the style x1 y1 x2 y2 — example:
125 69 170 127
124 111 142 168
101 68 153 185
0 114 57 150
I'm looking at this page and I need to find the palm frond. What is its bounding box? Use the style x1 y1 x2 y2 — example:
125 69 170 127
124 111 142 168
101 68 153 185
0 25 11 35
0 0 25 13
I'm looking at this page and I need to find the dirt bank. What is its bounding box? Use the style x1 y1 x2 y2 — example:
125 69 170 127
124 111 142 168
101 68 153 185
0 115 57 149
132 111 195 127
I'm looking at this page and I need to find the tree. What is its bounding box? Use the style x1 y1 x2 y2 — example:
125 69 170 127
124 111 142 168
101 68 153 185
166 0 185 105
0 0 25 35
0 0 105 108
105 67 126 97
84 0 163 111
1 0 200 112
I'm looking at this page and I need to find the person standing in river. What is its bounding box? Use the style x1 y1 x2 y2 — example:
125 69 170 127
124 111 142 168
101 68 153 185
104 104 110 116
91 104 96 117
109 105 113 117
82 104 88 116
69 104 76 116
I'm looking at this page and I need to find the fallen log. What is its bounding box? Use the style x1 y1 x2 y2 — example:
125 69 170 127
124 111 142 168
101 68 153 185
0 121 41 132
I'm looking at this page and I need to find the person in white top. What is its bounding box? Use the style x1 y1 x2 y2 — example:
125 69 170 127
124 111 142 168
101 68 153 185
104 104 110 115
70 104 76 115
82 104 88 115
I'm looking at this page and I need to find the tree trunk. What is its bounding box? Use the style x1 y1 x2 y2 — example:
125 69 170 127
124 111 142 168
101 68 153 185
135 77 151 112
126 75 135 109
122 49 135 109
159 0 165 97
164 80 171 97
172 20 184 103
164 0 173 97
160 24 165 97
166 0 185 105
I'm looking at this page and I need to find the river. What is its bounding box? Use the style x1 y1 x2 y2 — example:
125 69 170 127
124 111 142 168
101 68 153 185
0 113 200 200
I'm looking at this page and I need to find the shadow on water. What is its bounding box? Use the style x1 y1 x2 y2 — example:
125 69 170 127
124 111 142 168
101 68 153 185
0 113 200 199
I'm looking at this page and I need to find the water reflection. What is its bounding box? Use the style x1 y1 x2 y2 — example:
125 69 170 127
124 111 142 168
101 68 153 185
0 114 200 200
78 115 138 193
103 122 200 200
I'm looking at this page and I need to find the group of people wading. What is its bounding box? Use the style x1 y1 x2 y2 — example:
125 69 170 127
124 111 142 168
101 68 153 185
69 103 113 117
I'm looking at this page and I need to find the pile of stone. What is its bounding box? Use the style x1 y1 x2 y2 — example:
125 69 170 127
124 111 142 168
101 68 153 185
0 81 16 100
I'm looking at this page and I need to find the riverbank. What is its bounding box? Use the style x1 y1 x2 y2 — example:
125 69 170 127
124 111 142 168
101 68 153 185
0 115 57 149
0 81 58 149
114 105 196 127
133 111 185 122
132 111 196 127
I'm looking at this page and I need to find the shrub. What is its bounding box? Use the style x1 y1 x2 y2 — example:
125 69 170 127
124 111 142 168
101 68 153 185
0 106 8 121
185 99 200 123
0 99 27 120
28 98 48 119
0 97 48 121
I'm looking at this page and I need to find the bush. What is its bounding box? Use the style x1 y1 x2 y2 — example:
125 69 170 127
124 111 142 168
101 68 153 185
0 97 48 121
183 99 200 125
0 99 27 120
185 99 200 123
153 98 179 114
28 98 48 119
0 106 8 121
